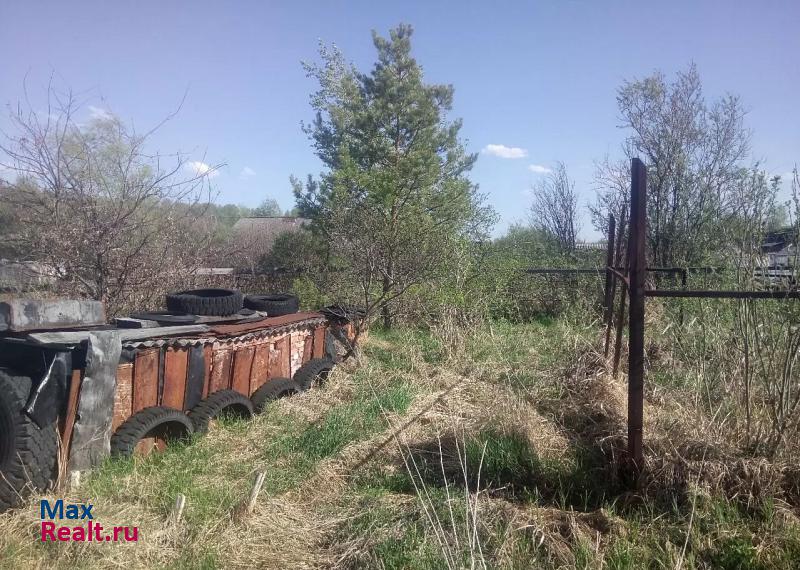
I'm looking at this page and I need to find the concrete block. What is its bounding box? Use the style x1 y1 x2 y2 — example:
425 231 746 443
0 298 106 332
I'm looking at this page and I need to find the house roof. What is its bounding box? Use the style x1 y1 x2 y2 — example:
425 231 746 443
232 216 309 233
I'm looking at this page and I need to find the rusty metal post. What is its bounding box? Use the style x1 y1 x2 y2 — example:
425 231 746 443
612 262 628 379
611 210 628 378
679 268 687 326
627 158 647 472
603 215 617 357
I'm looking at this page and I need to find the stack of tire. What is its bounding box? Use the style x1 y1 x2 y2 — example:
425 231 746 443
163 289 301 318
109 289 324 454
0 288 324 512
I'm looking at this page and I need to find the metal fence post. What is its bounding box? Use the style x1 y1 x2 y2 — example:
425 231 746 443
603 214 616 357
627 158 647 471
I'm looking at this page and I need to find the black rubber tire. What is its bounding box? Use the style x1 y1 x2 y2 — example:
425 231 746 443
110 406 194 458
0 370 58 513
293 358 334 391
129 311 198 325
250 378 301 412
243 293 299 316
166 289 243 316
188 390 254 434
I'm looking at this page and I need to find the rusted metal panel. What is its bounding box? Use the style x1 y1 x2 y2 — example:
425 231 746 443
157 348 166 406
162 348 189 410
185 345 206 409
303 334 313 363
133 348 160 412
203 344 213 397
279 336 291 377
250 342 271 394
112 363 133 432
289 331 306 376
231 346 255 395
210 312 324 336
60 369 82 460
269 336 290 379
346 323 359 343
210 346 233 393
312 325 326 359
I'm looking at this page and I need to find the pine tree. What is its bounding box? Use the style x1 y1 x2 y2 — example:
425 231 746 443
297 24 494 329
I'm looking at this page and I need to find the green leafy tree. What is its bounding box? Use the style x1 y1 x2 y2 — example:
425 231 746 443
593 64 750 266
251 198 282 217
296 24 494 329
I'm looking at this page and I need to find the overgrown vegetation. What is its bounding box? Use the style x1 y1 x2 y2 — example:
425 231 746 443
2 318 799 568
1 19 799 570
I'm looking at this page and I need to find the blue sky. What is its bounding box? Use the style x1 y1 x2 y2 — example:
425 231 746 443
1 0 798 238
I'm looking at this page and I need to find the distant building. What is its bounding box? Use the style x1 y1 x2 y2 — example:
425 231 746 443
761 229 797 268
574 240 607 252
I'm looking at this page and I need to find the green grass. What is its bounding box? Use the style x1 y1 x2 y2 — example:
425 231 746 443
4 318 799 569
257 380 414 494
84 435 248 525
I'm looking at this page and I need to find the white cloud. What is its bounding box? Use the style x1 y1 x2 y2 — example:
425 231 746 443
528 164 552 174
482 144 528 159
186 161 220 179
88 105 114 121
239 166 256 180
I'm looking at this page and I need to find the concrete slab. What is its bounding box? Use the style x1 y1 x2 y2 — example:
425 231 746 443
0 299 105 332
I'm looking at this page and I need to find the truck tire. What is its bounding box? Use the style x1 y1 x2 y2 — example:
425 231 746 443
293 358 334 391
250 378 301 412
243 293 299 316
166 289 243 316
188 390 254 434
0 370 58 512
110 407 194 458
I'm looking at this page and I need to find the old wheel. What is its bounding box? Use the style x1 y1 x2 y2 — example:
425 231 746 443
110 406 194 458
293 358 334 391
243 293 299 316
250 378 301 412
166 288 243 316
0 370 58 513
188 390 254 434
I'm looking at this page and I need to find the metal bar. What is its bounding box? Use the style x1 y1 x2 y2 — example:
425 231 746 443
525 268 607 274
627 158 647 472
612 209 629 379
524 266 718 275
644 266 721 274
679 270 687 326
612 277 628 379
606 210 626 358
603 214 617 333
645 289 800 299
